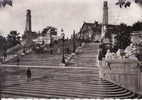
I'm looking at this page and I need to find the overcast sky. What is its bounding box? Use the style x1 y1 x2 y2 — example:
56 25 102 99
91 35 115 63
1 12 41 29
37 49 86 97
0 0 142 37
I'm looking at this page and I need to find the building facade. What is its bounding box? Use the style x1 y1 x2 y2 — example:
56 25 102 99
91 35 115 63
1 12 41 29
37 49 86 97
79 22 101 42
79 21 120 43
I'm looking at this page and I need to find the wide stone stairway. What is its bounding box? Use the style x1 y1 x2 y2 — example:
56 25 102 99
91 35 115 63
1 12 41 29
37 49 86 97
7 52 63 66
0 42 142 98
68 43 99 67
1 67 141 98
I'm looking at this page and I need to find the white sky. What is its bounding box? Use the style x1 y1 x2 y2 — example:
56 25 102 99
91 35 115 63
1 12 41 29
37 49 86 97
0 0 142 37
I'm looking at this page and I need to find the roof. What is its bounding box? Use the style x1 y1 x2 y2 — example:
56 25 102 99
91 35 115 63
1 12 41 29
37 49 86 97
80 22 121 34
80 22 101 33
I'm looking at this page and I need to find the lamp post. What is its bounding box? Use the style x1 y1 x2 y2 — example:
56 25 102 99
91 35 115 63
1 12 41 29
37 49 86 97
79 32 82 47
73 30 76 53
61 29 65 64
49 29 53 55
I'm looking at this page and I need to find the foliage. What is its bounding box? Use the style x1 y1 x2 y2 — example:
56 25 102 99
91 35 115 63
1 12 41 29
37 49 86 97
132 21 142 31
115 23 131 49
0 0 12 7
6 30 21 49
135 0 142 5
41 26 57 36
0 35 7 54
115 0 142 8
115 0 131 8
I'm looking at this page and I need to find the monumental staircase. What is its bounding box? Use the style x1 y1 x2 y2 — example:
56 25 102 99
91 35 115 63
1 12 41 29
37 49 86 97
0 42 142 98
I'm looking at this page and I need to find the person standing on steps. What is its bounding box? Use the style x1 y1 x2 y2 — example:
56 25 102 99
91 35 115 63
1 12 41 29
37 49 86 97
17 56 20 65
23 47 26 54
98 44 103 65
26 67 32 81
98 44 104 80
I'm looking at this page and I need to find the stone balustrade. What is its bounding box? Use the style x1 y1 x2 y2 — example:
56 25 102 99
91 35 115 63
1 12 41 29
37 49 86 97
98 58 142 94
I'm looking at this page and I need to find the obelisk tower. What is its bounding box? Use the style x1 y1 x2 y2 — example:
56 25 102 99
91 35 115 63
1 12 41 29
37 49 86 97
23 9 32 40
25 9 32 32
103 1 108 26
101 1 109 43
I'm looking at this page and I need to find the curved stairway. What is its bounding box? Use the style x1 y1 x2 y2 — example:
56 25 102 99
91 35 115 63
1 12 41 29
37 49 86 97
0 67 141 98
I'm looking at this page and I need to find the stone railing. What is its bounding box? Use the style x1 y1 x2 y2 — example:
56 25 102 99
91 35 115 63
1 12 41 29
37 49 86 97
98 58 142 94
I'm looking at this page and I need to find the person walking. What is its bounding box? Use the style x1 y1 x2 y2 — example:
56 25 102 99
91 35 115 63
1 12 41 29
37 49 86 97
26 67 32 81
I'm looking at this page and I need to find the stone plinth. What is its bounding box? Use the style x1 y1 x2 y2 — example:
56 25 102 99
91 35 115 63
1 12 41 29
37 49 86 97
98 58 142 94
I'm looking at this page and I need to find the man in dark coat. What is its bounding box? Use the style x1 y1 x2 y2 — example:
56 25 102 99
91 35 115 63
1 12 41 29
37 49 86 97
26 67 32 81
16 56 20 65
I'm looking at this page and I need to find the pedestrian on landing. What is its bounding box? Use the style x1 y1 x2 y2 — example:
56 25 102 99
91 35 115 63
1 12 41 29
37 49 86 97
26 67 32 81
23 47 26 54
17 56 20 65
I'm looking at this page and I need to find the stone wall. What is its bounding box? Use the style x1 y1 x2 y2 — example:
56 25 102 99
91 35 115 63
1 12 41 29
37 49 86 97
98 58 142 94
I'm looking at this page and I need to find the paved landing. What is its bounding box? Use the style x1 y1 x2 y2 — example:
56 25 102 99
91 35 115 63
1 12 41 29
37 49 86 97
0 67 141 98
7 52 63 66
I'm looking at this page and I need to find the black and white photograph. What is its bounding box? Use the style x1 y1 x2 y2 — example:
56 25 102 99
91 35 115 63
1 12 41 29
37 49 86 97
0 0 142 99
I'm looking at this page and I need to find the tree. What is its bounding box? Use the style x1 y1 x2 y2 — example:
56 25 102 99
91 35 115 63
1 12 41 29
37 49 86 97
7 30 21 48
135 0 142 5
0 35 7 55
115 23 131 49
115 0 131 8
132 21 142 31
0 35 7 62
0 0 12 7
41 26 57 36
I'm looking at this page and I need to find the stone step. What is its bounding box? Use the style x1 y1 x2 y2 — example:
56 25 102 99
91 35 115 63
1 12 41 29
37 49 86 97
71 60 97 63
1 85 130 97
2 83 139 98
1 68 141 98
71 58 97 61
2 90 67 98
1 74 140 92
71 58 97 60
69 63 97 67
8 62 61 66
21 56 62 60
4 80 123 90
